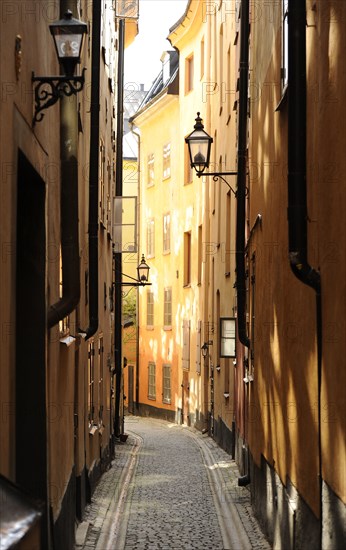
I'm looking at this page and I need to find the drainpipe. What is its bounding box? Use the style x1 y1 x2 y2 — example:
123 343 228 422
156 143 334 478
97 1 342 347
236 0 251 487
236 0 250 350
83 0 101 340
114 17 125 436
47 2 80 329
288 1 322 544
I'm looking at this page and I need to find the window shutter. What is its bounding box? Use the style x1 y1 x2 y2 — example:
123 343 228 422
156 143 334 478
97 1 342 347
196 320 202 374
182 320 190 370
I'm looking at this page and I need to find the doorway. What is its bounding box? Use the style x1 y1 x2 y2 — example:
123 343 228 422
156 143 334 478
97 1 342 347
16 149 47 501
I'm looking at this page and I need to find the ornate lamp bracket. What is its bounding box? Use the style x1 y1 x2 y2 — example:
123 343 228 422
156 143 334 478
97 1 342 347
31 68 86 125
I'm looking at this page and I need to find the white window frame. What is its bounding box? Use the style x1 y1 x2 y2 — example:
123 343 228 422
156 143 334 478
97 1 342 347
163 364 171 404
148 362 156 400
164 287 172 329
147 218 155 258
163 143 171 179
163 213 171 254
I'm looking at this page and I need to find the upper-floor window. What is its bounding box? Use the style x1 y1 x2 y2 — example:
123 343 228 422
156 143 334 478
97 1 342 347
147 153 154 187
146 291 154 328
162 364 171 404
99 140 106 225
59 247 70 336
98 337 104 425
164 287 172 329
184 141 193 184
184 231 191 287
148 362 156 400
282 0 289 92
185 54 194 94
200 38 205 79
147 218 155 258
88 342 95 427
163 213 171 254
163 143 171 179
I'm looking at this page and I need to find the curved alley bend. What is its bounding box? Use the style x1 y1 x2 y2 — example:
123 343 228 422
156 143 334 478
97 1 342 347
75 417 271 550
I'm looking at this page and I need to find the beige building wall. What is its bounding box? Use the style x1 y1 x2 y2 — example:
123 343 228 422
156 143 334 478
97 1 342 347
0 1 137 547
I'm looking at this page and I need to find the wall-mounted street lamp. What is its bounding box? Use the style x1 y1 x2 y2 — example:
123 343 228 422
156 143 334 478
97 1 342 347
32 10 87 125
185 112 238 195
201 340 213 358
114 254 152 288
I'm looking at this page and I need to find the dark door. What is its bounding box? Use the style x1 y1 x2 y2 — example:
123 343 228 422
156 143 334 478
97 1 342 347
182 370 190 426
16 150 47 505
128 365 134 414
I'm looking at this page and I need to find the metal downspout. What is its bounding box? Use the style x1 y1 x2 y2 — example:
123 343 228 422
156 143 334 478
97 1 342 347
83 0 101 340
47 2 80 330
236 0 251 487
287 1 322 545
235 0 250 350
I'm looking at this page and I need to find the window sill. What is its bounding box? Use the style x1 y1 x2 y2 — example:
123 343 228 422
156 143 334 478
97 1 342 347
60 335 76 347
163 326 172 331
148 396 156 401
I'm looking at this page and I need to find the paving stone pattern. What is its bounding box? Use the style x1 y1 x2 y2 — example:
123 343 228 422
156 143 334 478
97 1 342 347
123 418 224 550
75 416 271 550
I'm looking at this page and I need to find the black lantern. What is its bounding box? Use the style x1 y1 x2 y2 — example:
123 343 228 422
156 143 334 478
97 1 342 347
201 343 208 358
185 113 238 192
31 10 88 125
185 112 213 176
137 254 150 284
50 10 88 77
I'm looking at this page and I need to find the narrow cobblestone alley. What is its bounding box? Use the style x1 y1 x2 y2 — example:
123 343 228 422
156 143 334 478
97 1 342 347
75 417 271 550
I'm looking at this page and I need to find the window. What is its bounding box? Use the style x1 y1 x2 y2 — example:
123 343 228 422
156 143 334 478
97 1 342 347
106 158 112 233
59 247 70 336
184 231 191 286
146 291 154 328
163 364 171 404
147 153 154 187
200 38 205 79
198 225 202 285
164 288 172 329
182 320 190 370
148 362 156 399
163 213 171 253
147 218 155 258
282 0 288 92
99 140 106 224
220 318 236 358
196 320 202 375
225 190 231 276
219 24 224 109
98 337 104 425
88 342 95 427
184 141 193 184
163 143 171 179
227 45 231 117
185 54 194 93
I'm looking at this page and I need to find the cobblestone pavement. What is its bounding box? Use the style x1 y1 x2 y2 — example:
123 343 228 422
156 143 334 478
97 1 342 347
75 416 271 550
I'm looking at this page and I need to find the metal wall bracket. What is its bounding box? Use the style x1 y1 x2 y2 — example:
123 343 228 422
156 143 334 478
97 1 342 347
31 68 86 125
